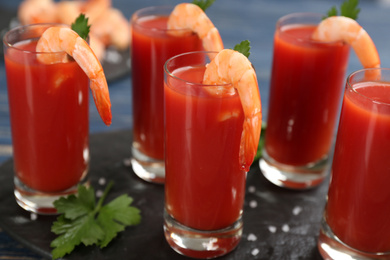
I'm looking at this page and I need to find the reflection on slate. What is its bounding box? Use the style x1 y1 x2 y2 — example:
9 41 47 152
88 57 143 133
0 130 326 259
101 46 131 83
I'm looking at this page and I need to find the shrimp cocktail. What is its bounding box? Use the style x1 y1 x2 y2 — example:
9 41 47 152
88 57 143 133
3 17 112 214
260 2 380 189
130 2 223 183
164 44 262 258
318 68 390 259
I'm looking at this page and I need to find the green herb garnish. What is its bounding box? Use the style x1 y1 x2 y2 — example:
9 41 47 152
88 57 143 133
192 0 216 11
254 123 267 161
326 6 338 17
233 40 251 58
50 181 141 259
325 0 360 20
71 14 91 40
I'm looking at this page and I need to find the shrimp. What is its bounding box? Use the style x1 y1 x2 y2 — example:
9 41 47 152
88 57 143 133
81 0 112 23
91 7 131 50
89 33 106 61
203 49 262 171
56 1 83 25
36 27 112 125
55 0 111 24
312 16 380 69
18 0 58 25
167 3 223 58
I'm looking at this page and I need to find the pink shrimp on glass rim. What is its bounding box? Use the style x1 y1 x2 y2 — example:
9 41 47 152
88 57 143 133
312 16 380 69
203 49 262 171
36 26 112 125
167 3 224 58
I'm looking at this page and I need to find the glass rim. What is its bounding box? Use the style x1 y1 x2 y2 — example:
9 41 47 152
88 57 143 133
278 12 323 21
3 23 68 55
276 12 345 45
346 67 390 106
164 51 232 88
131 5 194 34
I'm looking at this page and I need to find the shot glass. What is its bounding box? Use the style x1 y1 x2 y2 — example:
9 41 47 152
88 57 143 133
3 24 90 214
163 51 245 258
130 6 203 183
318 68 390 259
259 13 350 189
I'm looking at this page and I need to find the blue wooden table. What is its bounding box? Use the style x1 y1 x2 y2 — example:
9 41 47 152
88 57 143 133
0 0 389 259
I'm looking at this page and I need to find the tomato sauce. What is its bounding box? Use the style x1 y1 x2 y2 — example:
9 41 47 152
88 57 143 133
265 25 350 166
326 82 390 253
5 40 89 192
131 15 203 159
164 66 246 230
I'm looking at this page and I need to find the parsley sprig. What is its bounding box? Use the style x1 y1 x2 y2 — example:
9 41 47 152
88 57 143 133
71 14 91 40
254 123 267 161
233 40 251 58
232 40 264 161
50 181 141 259
192 0 216 11
325 0 360 20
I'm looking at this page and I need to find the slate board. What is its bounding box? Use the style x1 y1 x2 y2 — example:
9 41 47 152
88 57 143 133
0 129 326 260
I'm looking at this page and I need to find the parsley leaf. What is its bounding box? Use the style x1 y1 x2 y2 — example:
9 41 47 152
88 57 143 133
50 181 141 259
254 123 267 161
324 0 360 20
192 0 216 11
71 14 91 40
326 6 338 18
233 40 251 58
97 194 141 247
340 0 360 20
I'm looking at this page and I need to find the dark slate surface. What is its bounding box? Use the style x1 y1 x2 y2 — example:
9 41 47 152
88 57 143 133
0 130 326 260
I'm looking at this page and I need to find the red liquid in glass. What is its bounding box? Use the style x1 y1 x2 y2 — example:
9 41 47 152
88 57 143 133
265 25 350 166
131 15 203 159
165 66 246 231
165 67 246 230
5 40 89 192
326 83 390 253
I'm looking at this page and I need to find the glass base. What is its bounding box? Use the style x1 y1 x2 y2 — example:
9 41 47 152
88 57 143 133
259 149 329 189
318 217 390 259
14 175 89 215
163 210 242 259
131 145 165 184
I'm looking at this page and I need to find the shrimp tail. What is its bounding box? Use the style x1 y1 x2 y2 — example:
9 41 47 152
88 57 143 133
36 27 112 126
312 16 380 69
239 70 262 171
350 28 380 69
91 76 112 125
203 49 262 171
167 3 224 55
70 34 112 126
203 27 224 60
241 112 262 171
